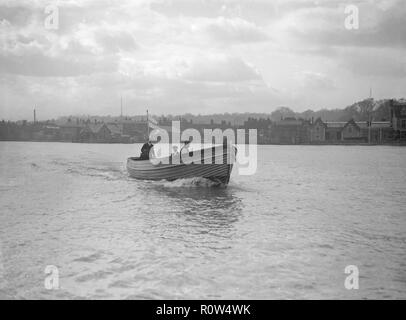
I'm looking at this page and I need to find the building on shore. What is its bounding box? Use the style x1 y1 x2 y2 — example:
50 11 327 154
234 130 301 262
242 118 271 144
324 122 347 142
390 99 406 140
1 99 405 144
309 119 392 143
357 121 393 143
59 122 85 142
341 119 365 142
269 118 311 144
309 118 326 142
79 123 110 143
78 122 134 143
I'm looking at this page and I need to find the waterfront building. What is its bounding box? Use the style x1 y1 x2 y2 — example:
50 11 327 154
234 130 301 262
270 118 310 144
356 121 392 143
59 123 85 142
243 118 271 144
324 122 345 142
390 99 406 140
310 118 326 142
313 119 392 143
341 119 364 142
79 123 109 142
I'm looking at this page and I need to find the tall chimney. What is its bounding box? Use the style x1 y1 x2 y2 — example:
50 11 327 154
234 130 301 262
33 109 36 123
120 96 123 118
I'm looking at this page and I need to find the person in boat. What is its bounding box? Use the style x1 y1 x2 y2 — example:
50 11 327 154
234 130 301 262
223 136 231 149
180 139 192 154
140 140 153 160
172 145 179 155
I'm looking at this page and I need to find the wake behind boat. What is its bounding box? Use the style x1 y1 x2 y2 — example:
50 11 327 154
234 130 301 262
126 144 237 185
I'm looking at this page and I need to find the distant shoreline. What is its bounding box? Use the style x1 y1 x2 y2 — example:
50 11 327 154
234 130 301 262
1 139 406 146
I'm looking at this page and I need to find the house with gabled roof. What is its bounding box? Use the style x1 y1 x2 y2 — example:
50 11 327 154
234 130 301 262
59 122 85 142
106 123 131 143
324 122 346 141
314 118 392 143
79 122 112 143
322 119 365 142
310 117 326 142
341 119 364 141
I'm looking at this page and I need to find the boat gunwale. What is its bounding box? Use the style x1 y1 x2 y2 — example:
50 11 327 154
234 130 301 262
126 145 237 170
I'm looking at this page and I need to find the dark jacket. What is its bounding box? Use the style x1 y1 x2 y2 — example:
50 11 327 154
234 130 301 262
140 143 152 160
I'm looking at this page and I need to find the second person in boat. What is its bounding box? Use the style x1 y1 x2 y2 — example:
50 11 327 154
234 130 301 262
140 140 153 160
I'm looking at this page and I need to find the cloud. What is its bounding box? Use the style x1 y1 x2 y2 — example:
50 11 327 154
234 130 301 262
197 17 268 43
0 20 118 77
340 48 406 78
295 71 336 90
284 0 406 49
0 53 117 77
0 5 38 26
1 69 283 119
94 30 139 53
182 56 262 82
149 0 325 25
0 0 405 120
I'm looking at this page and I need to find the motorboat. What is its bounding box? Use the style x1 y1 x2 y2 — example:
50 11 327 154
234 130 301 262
127 144 237 185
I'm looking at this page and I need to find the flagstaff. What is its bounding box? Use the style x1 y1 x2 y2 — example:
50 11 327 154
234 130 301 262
146 109 149 139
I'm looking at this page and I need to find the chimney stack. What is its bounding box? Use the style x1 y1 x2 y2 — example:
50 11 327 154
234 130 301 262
120 96 123 118
33 109 36 123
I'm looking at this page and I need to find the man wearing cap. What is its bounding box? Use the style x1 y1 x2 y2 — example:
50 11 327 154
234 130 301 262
140 141 153 160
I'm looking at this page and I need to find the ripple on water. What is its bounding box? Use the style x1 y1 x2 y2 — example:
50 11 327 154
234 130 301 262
1 143 406 299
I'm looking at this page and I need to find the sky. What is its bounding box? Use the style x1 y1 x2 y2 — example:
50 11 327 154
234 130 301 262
0 0 405 120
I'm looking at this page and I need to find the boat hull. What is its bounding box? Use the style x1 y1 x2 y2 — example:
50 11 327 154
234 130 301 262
126 145 236 185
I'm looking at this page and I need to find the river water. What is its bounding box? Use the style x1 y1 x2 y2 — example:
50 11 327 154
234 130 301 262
0 142 405 299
